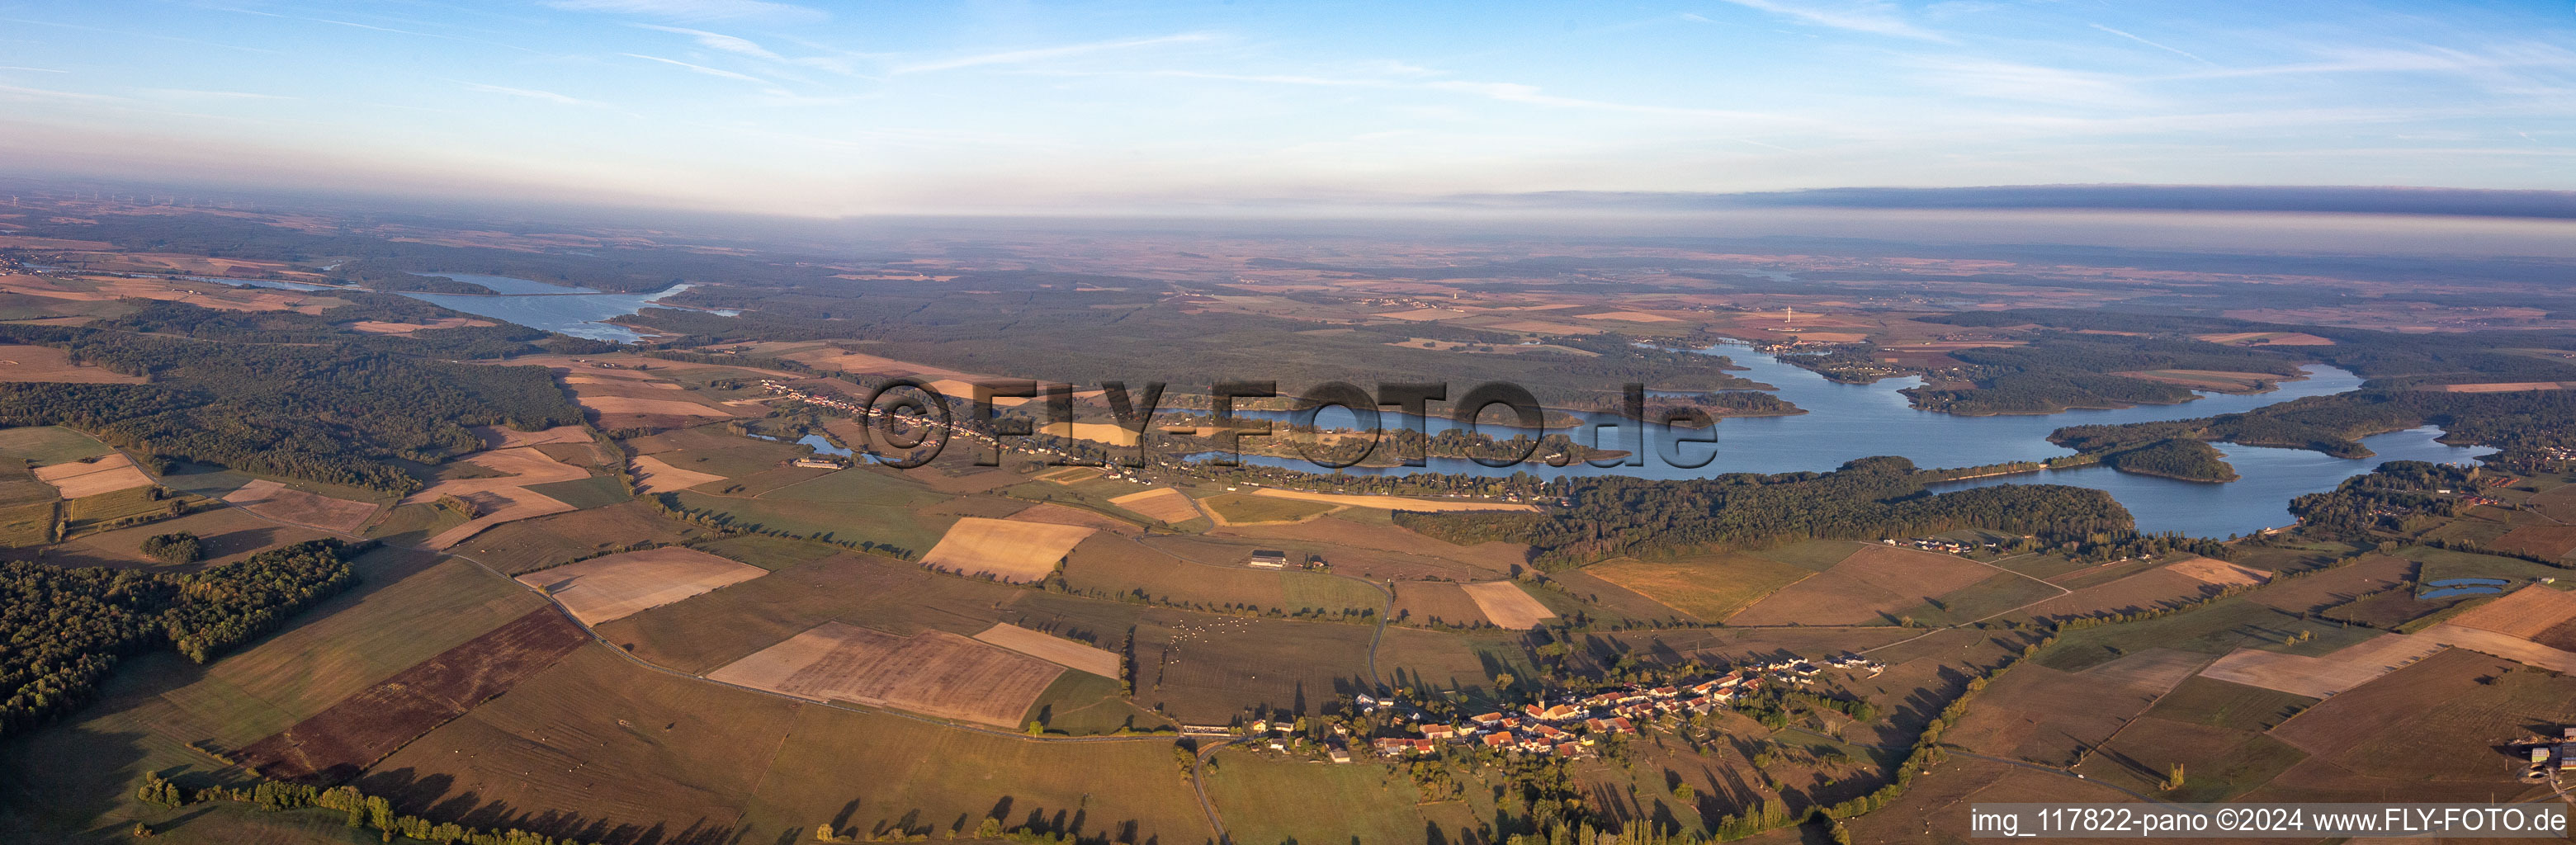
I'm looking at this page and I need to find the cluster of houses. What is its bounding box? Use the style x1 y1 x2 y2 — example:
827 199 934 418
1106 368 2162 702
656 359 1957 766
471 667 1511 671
1364 673 1767 760
1884 536 1985 555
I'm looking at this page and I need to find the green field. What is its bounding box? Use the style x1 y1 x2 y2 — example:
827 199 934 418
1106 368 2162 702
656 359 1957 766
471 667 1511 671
0 425 113 465
1023 670 1170 734
362 501 469 546
1203 750 1435 845
1200 492 1335 523
0 500 53 547
2036 595 2383 673
2399 545 2573 586
2138 676 2318 732
62 486 179 534
674 466 953 556
1280 571 1387 613
625 424 807 479
692 533 844 569
1894 571 2067 625
1583 552 1814 621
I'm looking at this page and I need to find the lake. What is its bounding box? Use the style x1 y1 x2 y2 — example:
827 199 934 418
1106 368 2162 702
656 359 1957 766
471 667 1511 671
394 274 694 342
1208 343 2484 538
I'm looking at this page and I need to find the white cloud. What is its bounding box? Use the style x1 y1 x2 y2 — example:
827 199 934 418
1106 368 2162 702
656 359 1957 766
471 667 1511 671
621 53 768 83
894 33 1216 74
461 82 599 106
543 0 824 24
635 24 781 59
1709 0 1948 42
2090 24 2214 66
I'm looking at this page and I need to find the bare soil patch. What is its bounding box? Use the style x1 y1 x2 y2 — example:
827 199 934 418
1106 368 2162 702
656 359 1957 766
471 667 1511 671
345 317 494 334
2418 623 2576 673
973 621 1123 677
1726 545 1995 626
234 608 588 781
1249 488 1537 512
574 394 735 417
517 547 768 625
2078 647 2210 692
221 479 377 533
2491 526 2576 559
470 424 593 449
1459 581 1555 629
2163 556 2271 587
425 488 575 550
918 517 1095 582
708 622 1062 726
32 452 154 498
1944 663 2167 767
631 455 725 493
1108 487 1201 523
2196 633 2446 698
1391 582 1491 627
2442 583 2576 639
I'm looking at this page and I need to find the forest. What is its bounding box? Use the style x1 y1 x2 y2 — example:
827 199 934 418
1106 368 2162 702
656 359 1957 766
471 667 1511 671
2098 438 2238 482
0 323 583 493
2288 460 2481 539
1901 333 2304 415
1399 456 2136 568
0 539 366 739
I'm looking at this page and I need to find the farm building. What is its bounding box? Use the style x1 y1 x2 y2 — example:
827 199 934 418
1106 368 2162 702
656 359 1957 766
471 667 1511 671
1246 550 1289 569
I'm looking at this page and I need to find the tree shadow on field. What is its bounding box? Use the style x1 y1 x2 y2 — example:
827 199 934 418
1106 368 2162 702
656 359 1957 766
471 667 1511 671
356 767 741 845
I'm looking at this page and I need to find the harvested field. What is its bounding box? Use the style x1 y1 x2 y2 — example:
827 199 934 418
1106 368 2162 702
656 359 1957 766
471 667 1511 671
31 453 154 498
1032 465 1102 484
1390 581 1491 627
1573 310 1680 322
1587 553 1815 622
1726 545 1997 625
574 394 734 417
2196 633 2446 698
221 479 377 532
707 622 1062 727
1248 488 1537 512
2441 583 2576 638
1005 502 1137 531
2008 568 2216 623
403 447 590 502
1132 612 1379 720
0 343 144 383
2113 369 2283 391
2492 526 2576 559
1459 581 1555 629
2418 623 2576 673
2425 380 2576 393
1108 487 1200 523
2260 647 2576 795
470 424 593 449
234 608 588 781
917 517 1094 582
564 375 682 389
1945 662 2170 766
2072 716 2306 803
2163 555 2271 587
972 621 1123 677
517 547 768 625
630 454 725 493
597 550 1032 673
425 488 575 550
1039 420 1140 446
2078 647 2209 692
2194 331 2332 347
1208 516 1529 580
1202 491 1335 524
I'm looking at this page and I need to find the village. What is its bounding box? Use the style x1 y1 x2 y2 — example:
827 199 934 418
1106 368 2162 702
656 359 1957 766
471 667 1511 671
1212 653 1889 766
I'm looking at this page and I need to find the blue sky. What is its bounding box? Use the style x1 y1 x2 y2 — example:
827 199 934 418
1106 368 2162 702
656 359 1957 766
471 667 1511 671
0 0 2569 215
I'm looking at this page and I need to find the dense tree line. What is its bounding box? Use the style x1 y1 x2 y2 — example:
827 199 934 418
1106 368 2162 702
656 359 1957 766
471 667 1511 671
1927 309 2576 381
2 539 365 738
0 325 582 493
2052 387 2576 460
2099 438 2238 482
1903 333 2303 415
138 770 609 845
1403 457 2135 568
2289 460 2480 539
